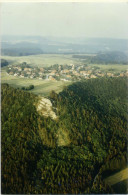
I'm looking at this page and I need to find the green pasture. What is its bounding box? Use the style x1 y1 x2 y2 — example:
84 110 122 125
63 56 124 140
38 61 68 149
1 70 72 96
1 54 127 72
89 63 128 72
1 54 80 68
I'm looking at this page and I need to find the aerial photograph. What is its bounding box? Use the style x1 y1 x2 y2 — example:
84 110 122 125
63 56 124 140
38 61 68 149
1 1 128 194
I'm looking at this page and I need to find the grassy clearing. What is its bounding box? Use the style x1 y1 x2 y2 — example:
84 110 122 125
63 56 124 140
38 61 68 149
1 69 72 96
57 128 70 146
104 167 128 186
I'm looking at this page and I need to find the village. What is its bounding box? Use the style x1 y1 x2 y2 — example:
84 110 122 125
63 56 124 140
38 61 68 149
6 62 128 82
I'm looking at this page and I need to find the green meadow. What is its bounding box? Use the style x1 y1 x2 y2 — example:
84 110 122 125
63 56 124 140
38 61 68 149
90 63 128 72
2 54 127 71
1 54 80 67
1 69 72 97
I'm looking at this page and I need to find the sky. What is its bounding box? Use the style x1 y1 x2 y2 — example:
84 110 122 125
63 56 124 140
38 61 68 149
1 2 128 39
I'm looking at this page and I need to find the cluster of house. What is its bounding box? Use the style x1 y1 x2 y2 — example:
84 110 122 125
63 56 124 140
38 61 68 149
8 66 48 81
7 64 128 82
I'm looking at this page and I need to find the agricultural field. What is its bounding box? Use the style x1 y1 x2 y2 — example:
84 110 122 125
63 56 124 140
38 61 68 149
90 63 128 73
1 69 72 96
1 54 81 67
2 54 127 71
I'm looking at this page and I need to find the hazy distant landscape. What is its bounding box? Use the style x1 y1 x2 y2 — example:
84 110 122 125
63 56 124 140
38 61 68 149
1 35 128 55
1 38 128 96
1 2 128 194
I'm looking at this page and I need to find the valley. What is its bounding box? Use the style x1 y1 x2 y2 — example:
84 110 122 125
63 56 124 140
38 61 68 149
1 54 128 96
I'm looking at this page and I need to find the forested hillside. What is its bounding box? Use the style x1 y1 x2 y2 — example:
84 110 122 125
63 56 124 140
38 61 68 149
1 77 127 194
73 51 128 64
90 51 128 64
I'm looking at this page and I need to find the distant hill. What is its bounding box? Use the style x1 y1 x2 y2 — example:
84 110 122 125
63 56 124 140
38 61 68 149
73 51 128 64
1 35 128 55
90 51 128 64
1 40 43 56
1 47 43 56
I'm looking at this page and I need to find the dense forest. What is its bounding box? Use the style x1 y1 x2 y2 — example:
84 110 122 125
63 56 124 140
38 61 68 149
73 51 128 64
1 59 9 67
1 77 127 194
21 85 34 91
1 48 43 56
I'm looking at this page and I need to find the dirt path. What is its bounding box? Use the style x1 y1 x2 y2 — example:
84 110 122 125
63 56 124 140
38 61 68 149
104 167 128 186
36 97 57 120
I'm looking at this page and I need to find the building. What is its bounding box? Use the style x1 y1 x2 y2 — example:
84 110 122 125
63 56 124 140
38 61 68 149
80 71 89 76
87 70 92 74
39 72 43 75
90 74 97 79
96 73 104 77
26 72 31 75
66 75 72 78
9 72 14 75
40 68 44 72
56 74 60 77
61 78 69 82
71 64 75 70
59 65 61 71
107 73 113 77
49 76 56 81
49 70 56 76
73 71 80 76
24 68 32 72
120 73 124 77
20 75 24 78
17 67 22 71
61 69 70 74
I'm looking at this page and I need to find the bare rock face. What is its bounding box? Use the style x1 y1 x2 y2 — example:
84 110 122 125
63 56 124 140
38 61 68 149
37 97 57 120
36 96 70 146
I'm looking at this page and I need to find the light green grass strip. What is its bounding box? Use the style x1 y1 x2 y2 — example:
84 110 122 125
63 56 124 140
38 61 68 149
104 167 128 186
